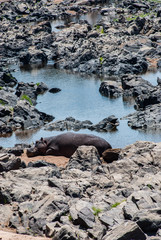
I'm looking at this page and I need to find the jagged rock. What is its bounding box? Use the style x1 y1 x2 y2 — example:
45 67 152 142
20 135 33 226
102 221 146 240
66 145 102 172
0 72 17 87
52 225 78 240
90 115 119 131
0 157 21 172
77 207 95 228
13 100 54 130
45 116 119 132
133 209 161 233
99 81 123 98
121 75 153 97
126 103 161 130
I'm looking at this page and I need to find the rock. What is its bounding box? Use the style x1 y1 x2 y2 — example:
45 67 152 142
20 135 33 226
67 145 102 172
157 8 161 17
78 207 95 228
49 88 61 93
157 77 161 85
126 103 161 130
15 3 28 14
99 81 123 98
10 100 54 130
19 50 47 65
90 115 119 131
133 209 161 233
45 116 119 132
102 221 146 240
121 75 153 97
36 82 48 94
0 72 17 87
52 225 77 240
0 157 21 172
102 148 121 163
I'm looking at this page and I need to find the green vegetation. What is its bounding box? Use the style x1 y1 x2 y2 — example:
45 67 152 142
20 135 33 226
68 215 73 221
99 57 104 65
0 99 7 105
95 25 104 34
100 27 104 34
147 184 154 190
126 12 156 21
111 200 126 209
36 82 40 86
113 18 118 22
95 25 101 30
92 206 102 216
9 107 14 112
0 86 3 90
20 94 33 105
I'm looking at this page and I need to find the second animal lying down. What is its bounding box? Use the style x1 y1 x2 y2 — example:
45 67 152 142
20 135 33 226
27 132 112 158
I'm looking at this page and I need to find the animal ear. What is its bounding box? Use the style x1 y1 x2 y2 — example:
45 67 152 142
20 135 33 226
40 137 44 141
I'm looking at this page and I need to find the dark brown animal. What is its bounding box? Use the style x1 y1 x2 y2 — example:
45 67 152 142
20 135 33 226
27 132 112 158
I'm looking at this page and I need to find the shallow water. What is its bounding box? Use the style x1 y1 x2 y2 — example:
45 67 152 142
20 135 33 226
141 70 161 86
0 62 161 149
51 0 120 32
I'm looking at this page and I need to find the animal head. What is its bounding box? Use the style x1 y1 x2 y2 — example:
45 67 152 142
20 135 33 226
27 137 48 157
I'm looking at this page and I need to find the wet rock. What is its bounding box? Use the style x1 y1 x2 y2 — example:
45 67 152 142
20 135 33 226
0 72 17 87
36 82 48 94
19 50 47 65
45 116 119 132
90 115 119 131
121 75 153 97
49 87 61 93
157 77 161 85
126 103 161 130
99 81 123 98
12 100 54 130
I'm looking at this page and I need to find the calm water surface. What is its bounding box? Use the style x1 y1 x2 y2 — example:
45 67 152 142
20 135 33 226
0 63 161 148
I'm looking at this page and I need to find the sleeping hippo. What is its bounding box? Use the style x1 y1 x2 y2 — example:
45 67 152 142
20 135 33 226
26 132 112 158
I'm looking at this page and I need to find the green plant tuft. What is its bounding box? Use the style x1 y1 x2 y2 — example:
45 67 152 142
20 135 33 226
36 82 40 86
99 56 104 65
92 206 102 216
100 27 104 34
0 86 3 90
20 94 33 105
111 200 126 209
68 215 73 221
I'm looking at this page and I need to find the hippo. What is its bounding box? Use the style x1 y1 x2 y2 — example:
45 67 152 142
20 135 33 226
26 132 112 158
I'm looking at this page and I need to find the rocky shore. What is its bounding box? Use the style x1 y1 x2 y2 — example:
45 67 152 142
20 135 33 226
0 141 161 240
0 0 161 239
